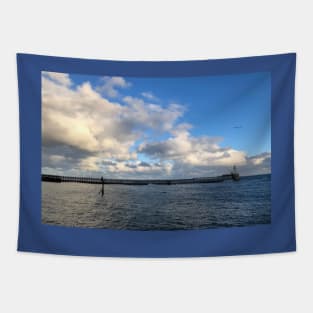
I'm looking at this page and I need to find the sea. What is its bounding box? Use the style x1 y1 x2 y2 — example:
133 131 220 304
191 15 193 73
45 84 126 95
42 174 271 230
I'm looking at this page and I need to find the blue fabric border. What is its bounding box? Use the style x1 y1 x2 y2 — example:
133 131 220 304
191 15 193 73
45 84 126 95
17 53 296 257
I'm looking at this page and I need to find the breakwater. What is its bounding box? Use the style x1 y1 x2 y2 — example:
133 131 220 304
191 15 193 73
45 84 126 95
42 173 239 185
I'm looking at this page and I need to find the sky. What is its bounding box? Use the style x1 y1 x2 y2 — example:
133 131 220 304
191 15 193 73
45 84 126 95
41 71 271 178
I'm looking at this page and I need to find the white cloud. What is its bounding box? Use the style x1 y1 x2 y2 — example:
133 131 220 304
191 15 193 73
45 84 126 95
48 155 66 164
96 76 130 98
122 96 185 132
42 72 185 176
141 91 158 101
138 124 271 177
105 160 174 178
248 153 270 165
139 124 246 168
42 71 71 86
79 156 101 172
42 71 271 178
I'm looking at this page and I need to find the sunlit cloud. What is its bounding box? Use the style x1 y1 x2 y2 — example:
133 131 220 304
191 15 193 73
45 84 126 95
96 76 130 98
141 91 158 101
42 71 271 178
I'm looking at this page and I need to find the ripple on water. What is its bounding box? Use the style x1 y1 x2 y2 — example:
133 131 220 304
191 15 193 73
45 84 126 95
41 174 271 230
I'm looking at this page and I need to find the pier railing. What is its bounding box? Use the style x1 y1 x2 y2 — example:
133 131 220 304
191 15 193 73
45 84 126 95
42 174 101 184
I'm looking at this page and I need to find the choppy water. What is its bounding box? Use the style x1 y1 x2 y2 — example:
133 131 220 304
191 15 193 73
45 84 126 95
42 174 271 230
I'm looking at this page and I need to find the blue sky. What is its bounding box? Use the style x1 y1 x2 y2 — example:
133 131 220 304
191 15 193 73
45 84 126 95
71 72 271 155
41 71 271 177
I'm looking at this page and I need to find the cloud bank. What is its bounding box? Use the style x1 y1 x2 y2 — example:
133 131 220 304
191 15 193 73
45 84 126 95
42 71 271 178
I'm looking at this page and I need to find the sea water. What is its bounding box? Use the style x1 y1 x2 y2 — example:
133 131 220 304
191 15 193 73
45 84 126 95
42 174 271 230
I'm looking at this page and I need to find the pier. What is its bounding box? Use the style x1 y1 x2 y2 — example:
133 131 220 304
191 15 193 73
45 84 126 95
42 170 240 185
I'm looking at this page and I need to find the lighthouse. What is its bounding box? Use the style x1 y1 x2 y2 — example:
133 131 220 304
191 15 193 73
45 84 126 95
231 165 240 181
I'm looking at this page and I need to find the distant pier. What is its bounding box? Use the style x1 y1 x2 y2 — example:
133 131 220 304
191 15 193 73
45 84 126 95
42 171 240 185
